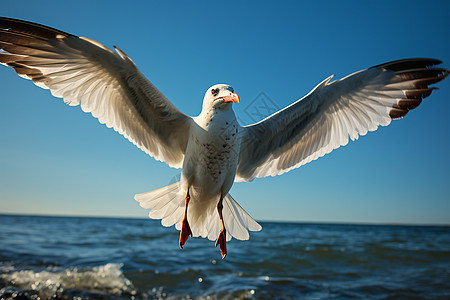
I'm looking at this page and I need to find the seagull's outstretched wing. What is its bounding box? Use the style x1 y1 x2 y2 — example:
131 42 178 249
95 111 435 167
236 59 449 182
0 17 191 168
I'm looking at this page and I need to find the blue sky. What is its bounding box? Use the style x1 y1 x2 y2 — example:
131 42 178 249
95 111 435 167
1 1 449 224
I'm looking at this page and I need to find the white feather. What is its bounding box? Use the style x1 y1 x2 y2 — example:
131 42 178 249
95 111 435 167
235 66 444 181
0 28 191 168
135 183 262 242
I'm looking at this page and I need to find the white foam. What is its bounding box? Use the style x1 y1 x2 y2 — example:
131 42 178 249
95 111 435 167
1 263 135 298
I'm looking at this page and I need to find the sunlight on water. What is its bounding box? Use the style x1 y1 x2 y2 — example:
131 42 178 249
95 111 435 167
0 215 449 299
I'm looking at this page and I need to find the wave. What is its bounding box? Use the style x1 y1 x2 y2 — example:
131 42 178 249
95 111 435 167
0 263 136 299
1 216 449 299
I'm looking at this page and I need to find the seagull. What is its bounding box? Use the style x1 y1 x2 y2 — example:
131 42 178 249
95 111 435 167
1 17 448 258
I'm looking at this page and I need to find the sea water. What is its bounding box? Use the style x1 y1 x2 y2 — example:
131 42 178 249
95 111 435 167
0 214 449 299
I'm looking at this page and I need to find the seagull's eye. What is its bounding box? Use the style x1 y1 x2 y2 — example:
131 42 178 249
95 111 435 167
211 88 217 96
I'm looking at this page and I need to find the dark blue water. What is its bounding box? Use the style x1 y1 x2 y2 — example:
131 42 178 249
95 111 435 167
0 215 449 299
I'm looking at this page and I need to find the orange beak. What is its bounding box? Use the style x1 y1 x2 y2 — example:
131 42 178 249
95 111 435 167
221 93 240 103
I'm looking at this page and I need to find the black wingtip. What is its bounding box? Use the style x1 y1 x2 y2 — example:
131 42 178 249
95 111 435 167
0 16 76 39
371 58 443 71
384 60 449 120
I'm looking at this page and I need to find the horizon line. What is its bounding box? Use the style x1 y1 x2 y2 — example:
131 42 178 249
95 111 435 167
1 212 448 227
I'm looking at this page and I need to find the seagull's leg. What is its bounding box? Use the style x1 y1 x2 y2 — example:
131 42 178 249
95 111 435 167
179 187 192 249
215 197 227 259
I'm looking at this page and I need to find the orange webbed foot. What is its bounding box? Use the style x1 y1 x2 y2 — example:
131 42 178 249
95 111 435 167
179 217 192 249
215 228 227 259
180 187 192 249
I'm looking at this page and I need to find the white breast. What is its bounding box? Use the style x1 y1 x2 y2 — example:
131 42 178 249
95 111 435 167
182 108 240 201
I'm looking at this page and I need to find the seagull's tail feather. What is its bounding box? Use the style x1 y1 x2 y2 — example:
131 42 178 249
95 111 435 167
135 182 186 229
222 193 262 241
135 183 262 242
191 193 262 242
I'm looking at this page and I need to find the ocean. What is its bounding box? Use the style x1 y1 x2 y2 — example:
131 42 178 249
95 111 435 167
0 214 449 299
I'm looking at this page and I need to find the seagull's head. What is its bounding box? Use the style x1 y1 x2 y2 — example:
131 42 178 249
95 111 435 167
202 84 239 111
